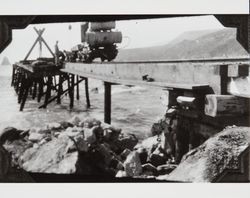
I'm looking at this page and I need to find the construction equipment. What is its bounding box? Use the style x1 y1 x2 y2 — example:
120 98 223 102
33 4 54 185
65 21 122 63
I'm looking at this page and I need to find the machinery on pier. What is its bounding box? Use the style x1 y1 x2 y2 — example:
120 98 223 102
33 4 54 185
65 21 122 63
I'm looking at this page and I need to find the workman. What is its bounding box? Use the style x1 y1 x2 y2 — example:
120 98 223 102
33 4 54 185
54 41 65 66
54 40 59 65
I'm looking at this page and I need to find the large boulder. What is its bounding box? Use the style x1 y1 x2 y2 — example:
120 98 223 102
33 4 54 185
0 127 24 144
0 145 10 177
21 136 78 174
123 151 142 177
157 127 250 182
0 116 142 179
134 135 160 154
68 115 81 126
0 145 34 182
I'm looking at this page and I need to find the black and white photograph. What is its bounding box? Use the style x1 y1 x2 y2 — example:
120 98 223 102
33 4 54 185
0 0 250 197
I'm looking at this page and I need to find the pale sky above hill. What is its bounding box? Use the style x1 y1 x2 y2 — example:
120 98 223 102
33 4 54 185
0 15 226 63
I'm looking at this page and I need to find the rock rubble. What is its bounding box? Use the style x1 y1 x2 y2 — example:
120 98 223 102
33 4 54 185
0 115 178 180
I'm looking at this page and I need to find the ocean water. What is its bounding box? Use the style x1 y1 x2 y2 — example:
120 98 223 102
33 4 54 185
0 64 166 140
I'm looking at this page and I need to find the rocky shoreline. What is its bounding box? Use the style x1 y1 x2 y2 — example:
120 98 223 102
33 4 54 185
0 115 177 181
1 115 249 182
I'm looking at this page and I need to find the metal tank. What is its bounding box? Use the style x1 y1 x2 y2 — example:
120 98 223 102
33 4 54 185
90 21 116 31
85 31 122 47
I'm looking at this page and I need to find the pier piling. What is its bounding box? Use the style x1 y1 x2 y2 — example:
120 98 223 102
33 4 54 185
104 81 111 124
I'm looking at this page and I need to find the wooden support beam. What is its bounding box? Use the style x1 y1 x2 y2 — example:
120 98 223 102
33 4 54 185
43 76 52 108
69 74 75 109
37 78 44 102
220 65 229 95
205 94 248 117
11 67 15 87
76 76 80 100
104 81 111 124
18 74 26 104
24 28 45 61
57 75 63 104
39 77 84 109
32 81 37 99
16 71 22 94
33 27 55 58
85 77 90 108
29 82 33 95
177 96 196 108
20 77 32 111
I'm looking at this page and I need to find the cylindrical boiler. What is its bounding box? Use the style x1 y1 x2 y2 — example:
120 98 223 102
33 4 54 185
85 31 122 47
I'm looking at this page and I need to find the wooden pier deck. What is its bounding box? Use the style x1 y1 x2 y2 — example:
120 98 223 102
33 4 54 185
12 60 90 111
61 58 250 124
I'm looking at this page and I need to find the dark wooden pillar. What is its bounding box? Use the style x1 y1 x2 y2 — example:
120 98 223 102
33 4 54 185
85 77 90 108
220 65 229 95
11 66 15 86
37 78 44 102
16 71 22 94
20 77 32 111
76 76 80 100
32 81 37 99
69 74 75 109
104 81 111 124
18 74 26 104
57 74 63 104
43 76 52 108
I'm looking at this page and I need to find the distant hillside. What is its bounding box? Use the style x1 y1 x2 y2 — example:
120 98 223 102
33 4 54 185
0 56 11 65
116 28 248 61
167 29 217 46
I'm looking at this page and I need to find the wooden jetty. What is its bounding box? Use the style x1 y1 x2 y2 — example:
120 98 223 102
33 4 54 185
11 61 90 111
11 27 91 111
61 58 250 125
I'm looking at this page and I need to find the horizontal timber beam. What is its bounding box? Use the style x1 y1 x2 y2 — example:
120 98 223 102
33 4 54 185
62 59 250 94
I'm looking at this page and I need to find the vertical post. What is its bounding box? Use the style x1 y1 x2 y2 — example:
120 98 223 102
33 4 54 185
32 81 37 99
85 77 90 108
220 65 229 95
18 74 26 104
11 66 15 86
16 71 22 94
104 81 111 124
43 76 52 108
69 74 75 109
57 74 63 104
37 78 44 102
20 77 32 111
76 76 80 100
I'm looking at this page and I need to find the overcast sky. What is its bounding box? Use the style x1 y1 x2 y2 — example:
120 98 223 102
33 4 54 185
0 15 226 63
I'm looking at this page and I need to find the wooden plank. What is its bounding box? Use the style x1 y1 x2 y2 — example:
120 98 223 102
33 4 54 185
62 61 249 94
14 62 58 74
204 94 248 117
61 68 209 90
